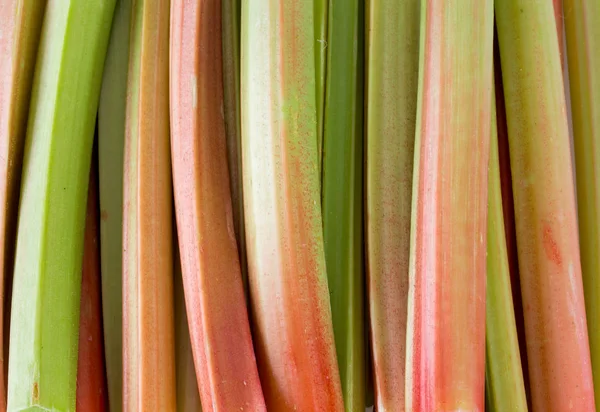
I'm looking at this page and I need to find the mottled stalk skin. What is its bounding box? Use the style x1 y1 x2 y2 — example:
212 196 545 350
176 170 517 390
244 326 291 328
321 0 365 410
6 1 115 410
405 1 493 411
241 1 344 410
0 1 45 408
485 95 528 412
98 1 131 409
365 1 420 411
123 0 175 410
553 0 565 67
564 0 600 406
174 246 202 412
222 0 248 293
495 1 596 411
76 157 108 412
170 0 266 410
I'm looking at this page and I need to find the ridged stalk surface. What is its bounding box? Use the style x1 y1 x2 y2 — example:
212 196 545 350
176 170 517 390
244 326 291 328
495 0 596 410
241 1 344 410
170 0 266 410
405 1 493 410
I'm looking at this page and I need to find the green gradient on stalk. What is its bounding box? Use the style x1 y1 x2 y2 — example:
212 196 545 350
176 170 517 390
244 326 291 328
6 0 116 410
485 93 528 412
564 0 600 405
314 0 328 172
97 1 131 410
321 0 364 410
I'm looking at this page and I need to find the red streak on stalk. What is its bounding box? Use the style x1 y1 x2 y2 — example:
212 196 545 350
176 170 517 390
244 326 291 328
407 2 492 411
169 0 266 410
76 158 108 412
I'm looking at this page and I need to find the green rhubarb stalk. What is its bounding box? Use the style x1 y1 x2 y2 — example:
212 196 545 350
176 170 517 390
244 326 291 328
0 1 46 407
222 0 248 292
97 0 131 410
242 1 344 409
495 0 596 410
6 0 116 410
123 0 175 409
365 0 420 409
170 0 266 409
405 1 494 410
314 0 327 171
321 0 364 410
174 242 202 412
485 92 528 412
564 0 600 405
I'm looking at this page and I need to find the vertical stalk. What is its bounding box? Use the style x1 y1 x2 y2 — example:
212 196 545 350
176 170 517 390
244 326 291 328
485 92 528 412
322 0 365 409
241 1 344 410
0 1 46 407
564 0 600 406
405 1 493 410
314 0 328 171
365 0 420 410
170 0 266 410
6 0 116 410
122 0 175 409
495 0 596 410
76 151 108 412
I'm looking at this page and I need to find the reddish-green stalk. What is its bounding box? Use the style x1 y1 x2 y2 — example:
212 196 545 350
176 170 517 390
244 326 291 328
170 0 266 410
76 152 108 412
564 0 600 406
122 0 175 409
495 0 596 409
365 0 420 410
0 2 46 407
241 1 344 410
405 1 494 410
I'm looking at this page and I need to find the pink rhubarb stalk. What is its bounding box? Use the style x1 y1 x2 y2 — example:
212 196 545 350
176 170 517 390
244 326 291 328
405 1 494 410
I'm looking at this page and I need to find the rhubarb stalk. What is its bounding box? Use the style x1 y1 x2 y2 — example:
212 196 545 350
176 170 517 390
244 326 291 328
170 0 266 410
241 1 344 410
76 150 108 412
0 1 46 407
485 93 528 412
321 0 365 409
365 0 420 410
564 0 600 405
98 0 131 409
405 1 493 410
123 0 175 409
314 0 327 170
6 0 116 409
495 0 596 410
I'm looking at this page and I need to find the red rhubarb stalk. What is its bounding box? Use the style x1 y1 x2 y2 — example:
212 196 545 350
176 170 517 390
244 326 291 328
170 0 266 410
405 1 494 410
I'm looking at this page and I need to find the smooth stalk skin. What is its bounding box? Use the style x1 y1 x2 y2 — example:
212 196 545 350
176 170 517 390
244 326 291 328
485 94 528 412
222 0 248 293
0 1 46 407
553 0 565 68
170 0 266 411
76 155 108 412
97 0 131 410
241 1 344 410
123 0 176 410
495 1 596 410
321 0 364 410
314 0 327 171
564 0 600 405
365 0 420 410
6 0 116 410
405 1 493 411
174 244 202 412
